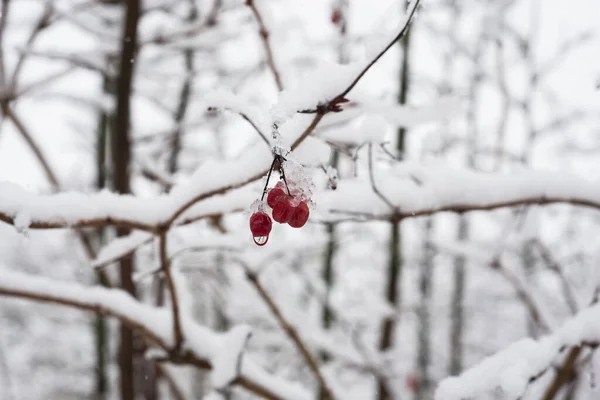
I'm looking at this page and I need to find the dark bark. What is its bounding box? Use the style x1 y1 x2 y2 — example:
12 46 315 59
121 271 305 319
94 71 112 399
112 1 140 399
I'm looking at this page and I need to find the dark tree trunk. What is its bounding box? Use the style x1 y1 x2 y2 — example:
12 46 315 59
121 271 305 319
112 0 140 399
93 70 112 400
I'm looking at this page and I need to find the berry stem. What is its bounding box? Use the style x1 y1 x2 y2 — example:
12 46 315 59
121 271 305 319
261 156 278 201
279 159 292 196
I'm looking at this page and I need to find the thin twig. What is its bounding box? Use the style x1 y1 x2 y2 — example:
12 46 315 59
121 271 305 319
158 231 184 352
490 258 551 333
10 3 53 91
261 156 278 201
3 106 59 186
368 143 395 209
236 259 336 400
534 240 579 314
237 109 270 146
300 0 420 113
0 0 10 87
246 0 283 91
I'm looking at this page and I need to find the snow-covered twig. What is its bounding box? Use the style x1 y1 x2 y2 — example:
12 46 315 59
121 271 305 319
298 0 421 114
539 288 600 400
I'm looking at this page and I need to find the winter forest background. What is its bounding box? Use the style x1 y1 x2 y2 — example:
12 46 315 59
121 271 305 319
1 0 600 399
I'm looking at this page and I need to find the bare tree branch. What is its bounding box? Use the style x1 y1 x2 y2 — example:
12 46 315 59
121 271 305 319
10 3 53 91
490 258 551 333
158 231 184 352
368 143 395 210
246 0 283 91
236 259 336 400
534 240 579 314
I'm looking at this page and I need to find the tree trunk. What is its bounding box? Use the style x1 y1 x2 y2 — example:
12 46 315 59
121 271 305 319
378 7 411 396
112 0 140 398
448 16 484 377
449 217 466 375
93 70 112 400
415 218 434 400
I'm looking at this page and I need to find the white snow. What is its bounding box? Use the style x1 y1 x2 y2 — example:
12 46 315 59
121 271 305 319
314 162 600 219
435 302 600 399
270 61 364 123
210 325 252 389
0 270 312 400
203 89 271 139
92 231 153 268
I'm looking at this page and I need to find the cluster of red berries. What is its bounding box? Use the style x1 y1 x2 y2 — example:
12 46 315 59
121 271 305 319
249 181 311 246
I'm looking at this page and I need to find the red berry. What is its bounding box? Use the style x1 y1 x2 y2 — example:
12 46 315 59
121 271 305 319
272 197 294 223
267 187 286 208
249 211 272 238
288 201 310 228
331 8 342 25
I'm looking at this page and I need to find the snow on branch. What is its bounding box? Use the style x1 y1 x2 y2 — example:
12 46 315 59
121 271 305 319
0 270 311 400
316 163 600 221
435 301 600 400
0 0 422 235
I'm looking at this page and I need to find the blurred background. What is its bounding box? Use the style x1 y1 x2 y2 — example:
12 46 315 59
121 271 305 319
1 0 600 399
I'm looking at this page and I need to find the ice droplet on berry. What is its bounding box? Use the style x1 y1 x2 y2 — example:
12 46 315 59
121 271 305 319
253 235 269 246
249 212 272 240
281 159 315 206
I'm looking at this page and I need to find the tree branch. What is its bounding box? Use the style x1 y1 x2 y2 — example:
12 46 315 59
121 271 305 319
158 230 184 352
246 0 283 91
236 259 336 400
0 271 309 400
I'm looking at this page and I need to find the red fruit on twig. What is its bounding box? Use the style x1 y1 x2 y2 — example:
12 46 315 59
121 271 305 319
288 201 310 228
267 187 286 208
272 198 294 223
249 212 272 246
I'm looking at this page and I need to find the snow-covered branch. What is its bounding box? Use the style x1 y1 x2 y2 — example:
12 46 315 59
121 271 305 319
0 270 311 400
317 164 600 221
435 300 600 400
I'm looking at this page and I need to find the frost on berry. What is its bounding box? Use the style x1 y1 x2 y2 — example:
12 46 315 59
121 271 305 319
281 159 316 207
272 197 294 223
249 211 272 246
288 201 310 228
